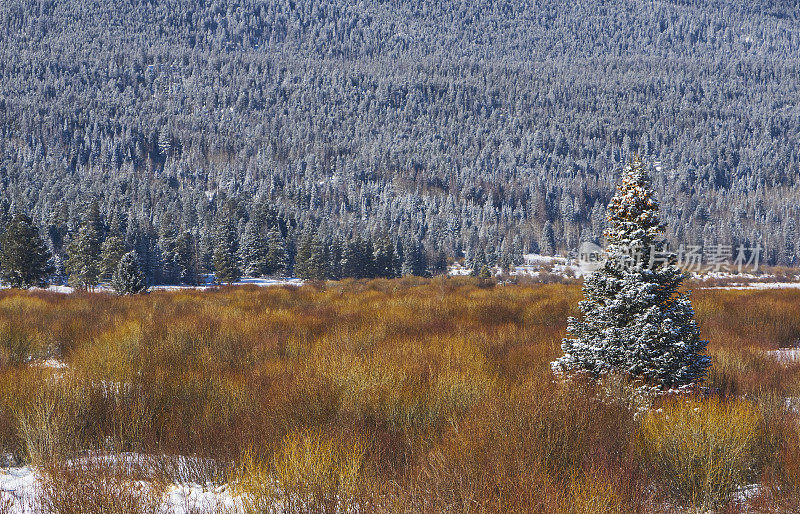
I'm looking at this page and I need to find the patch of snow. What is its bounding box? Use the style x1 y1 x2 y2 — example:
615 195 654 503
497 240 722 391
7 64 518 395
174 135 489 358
522 253 566 265
32 359 67 370
449 254 584 279
152 277 302 291
167 482 242 513
733 483 761 503
44 285 75 294
766 347 800 363
0 453 243 514
705 282 800 290
0 465 38 512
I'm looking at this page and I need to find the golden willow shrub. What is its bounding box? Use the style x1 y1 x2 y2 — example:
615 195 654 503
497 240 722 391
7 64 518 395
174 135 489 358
234 428 368 512
638 398 765 508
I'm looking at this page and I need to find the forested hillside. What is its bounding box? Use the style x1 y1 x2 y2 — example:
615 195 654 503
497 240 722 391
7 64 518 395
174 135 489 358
1 0 799 282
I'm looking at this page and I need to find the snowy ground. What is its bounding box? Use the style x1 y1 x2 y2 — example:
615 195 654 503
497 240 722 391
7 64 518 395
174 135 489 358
0 454 242 513
449 253 584 279
766 347 800 363
702 282 800 290
22 276 304 295
450 253 800 286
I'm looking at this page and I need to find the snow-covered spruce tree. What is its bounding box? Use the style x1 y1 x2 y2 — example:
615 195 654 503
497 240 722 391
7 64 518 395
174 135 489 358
112 251 148 295
0 212 54 288
264 228 288 276
212 204 241 284
552 157 710 388
240 218 269 277
65 220 102 289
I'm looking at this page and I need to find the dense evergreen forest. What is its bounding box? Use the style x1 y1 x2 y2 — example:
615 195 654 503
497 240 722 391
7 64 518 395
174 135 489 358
0 0 799 284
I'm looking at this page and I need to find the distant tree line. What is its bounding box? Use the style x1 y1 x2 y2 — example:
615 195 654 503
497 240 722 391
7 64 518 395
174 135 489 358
1 0 799 268
0 198 451 289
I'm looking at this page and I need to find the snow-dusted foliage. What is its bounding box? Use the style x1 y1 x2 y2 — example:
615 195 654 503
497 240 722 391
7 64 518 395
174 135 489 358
112 251 148 295
553 158 710 388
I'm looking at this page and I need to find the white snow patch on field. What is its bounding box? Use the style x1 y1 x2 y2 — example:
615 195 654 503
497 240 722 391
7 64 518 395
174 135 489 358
9 277 304 295
0 465 38 512
32 359 67 370
766 347 800 363
0 454 243 513
166 482 242 513
449 253 584 279
704 282 800 290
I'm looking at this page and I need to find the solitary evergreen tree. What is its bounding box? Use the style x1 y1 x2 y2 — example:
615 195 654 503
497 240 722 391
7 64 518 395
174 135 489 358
112 251 148 295
552 157 710 388
0 213 54 288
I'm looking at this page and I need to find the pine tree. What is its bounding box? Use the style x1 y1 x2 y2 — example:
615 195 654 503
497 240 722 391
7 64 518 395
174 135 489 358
427 249 449 277
306 235 329 280
65 207 103 289
128 220 159 286
373 236 399 278
213 212 241 284
240 218 269 277
470 250 487 277
293 232 314 279
112 251 148 295
99 234 127 281
341 237 367 279
539 221 555 256
265 228 288 276
175 231 199 285
401 239 428 277
327 236 343 280
158 214 182 284
0 212 54 288
552 157 711 388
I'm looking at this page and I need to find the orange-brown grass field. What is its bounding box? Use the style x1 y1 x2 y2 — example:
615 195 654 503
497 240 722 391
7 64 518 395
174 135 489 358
1 277 800 512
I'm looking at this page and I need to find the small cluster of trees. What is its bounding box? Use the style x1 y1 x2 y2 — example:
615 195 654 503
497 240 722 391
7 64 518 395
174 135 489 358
293 233 447 281
0 208 147 294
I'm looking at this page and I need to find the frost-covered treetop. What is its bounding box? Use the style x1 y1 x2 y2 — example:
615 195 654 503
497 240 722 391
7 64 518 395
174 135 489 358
604 157 666 261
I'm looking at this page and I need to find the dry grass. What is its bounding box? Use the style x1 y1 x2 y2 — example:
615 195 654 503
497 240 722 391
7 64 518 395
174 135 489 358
37 458 168 514
0 279 798 511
